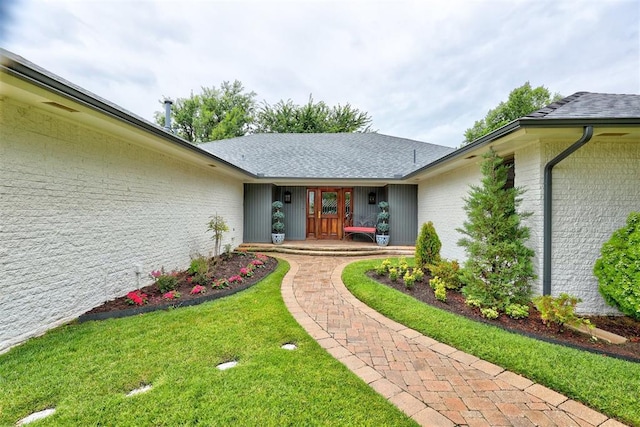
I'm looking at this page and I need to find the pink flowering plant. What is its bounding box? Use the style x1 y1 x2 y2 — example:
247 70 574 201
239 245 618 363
190 285 206 295
126 290 148 306
228 275 243 284
239 267 253 278
163 290 181 300
212 278 229 289
251 259 264 268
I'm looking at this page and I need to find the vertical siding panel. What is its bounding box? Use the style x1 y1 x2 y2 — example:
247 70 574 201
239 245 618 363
281 186 306 240
244 183 272 243
388 185 418 245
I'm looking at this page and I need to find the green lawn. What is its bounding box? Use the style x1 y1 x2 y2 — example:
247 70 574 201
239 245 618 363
342 258 640 427
0 260 416 426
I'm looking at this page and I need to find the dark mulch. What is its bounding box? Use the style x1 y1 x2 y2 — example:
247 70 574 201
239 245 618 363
83 252 277 318
366 271 640 362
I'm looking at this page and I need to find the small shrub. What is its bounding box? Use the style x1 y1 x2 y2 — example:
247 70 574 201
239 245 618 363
207 214 229 258
533 293 591 331
212 278 229 289
480 307 500 319
389 268 398 282
415 221 442 270
190 285 206 295
403 272 416 289
413 268 424 282
381 259 392 272
375 263 388 276
163 290 181 300
465 298 482 308
505 303 529 319
155 272 179 293
430 277 447 301
191 273 210 287
398 257 409 276
188 256 209 276
427 259 461 290
593 211 640 320
126 290 148 306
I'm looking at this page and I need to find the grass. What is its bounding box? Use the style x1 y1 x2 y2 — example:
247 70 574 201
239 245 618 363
0 260 416 426
342 258 640 427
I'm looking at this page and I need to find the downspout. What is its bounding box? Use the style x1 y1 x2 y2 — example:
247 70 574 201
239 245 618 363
542 125 594 295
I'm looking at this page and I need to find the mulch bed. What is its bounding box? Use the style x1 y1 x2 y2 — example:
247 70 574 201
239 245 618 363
367 271 640 362
80 252 277 321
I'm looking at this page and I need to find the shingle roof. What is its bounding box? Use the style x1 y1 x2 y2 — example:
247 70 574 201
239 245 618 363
199 133 455 179
525 92 640 120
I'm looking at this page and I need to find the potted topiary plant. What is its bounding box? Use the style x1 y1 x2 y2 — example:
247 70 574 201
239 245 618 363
376 201 390 246
272 201 285 244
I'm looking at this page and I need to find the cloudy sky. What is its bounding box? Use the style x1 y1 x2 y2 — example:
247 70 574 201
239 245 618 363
2 0 639 147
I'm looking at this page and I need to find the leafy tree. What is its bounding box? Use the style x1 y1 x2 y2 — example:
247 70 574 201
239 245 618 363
415 221 441 271
255 95 373 133
463 82 562 144
155 80 256 143
457 149 535 313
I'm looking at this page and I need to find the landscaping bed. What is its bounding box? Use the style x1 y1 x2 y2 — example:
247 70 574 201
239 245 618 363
82 252 277 320
367 271 640 361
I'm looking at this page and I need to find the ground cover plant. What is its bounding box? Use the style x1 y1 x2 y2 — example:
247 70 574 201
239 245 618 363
344 258 640 426
0 260 416 426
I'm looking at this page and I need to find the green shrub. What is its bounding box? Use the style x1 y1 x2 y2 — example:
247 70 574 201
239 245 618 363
427 258 461 290
480 307 499 319
403 272 416 289
593 211 640 320
413 268 424 282
415 221 441 270
188 256 209 276
429 276 447 302
457 149 534 312
533 293 591 332
389 268 398 282
374 263 388 276
505 303 529 319
156 274 179 293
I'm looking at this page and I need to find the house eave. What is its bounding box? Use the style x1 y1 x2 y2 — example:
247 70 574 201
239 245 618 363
0 49 257 179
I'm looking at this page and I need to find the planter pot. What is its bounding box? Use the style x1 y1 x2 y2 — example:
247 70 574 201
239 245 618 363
376 235 390 246
272 233 285 245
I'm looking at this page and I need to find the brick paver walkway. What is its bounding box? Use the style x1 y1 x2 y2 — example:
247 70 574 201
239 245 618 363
279 254 627 427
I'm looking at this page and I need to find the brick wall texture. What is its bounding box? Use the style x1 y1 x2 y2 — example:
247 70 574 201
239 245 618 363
1 98 244 353
419 137 639 314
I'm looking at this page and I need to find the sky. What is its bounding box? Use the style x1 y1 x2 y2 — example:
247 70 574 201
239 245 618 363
1 0 639 147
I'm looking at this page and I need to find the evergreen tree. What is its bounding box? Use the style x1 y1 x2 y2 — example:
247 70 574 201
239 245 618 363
457 149 535 312
415 221 441 271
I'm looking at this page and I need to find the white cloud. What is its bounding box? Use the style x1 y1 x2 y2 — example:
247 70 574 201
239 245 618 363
3 0 639 147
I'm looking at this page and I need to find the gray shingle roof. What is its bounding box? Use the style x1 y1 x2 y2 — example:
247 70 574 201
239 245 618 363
200 133 455 179
525 92 640 120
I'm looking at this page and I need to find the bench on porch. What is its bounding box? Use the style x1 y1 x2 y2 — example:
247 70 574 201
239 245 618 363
343 213 377 242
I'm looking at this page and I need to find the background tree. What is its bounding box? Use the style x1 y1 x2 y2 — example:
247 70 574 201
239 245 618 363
463 82 563 144
255 95 373 133
457 149 535 314
155 80 256 143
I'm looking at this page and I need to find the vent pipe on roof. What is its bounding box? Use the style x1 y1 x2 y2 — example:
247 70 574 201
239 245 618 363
542 125 593 295
163 98 173 132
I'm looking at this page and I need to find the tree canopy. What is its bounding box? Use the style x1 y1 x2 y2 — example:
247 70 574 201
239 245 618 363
463 82 562 144
156 84 374 143
155 80 257 143
254 95 373 133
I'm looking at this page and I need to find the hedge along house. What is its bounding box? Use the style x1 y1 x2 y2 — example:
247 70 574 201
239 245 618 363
408 92 640 314
0 50 253 353
199 134 454 245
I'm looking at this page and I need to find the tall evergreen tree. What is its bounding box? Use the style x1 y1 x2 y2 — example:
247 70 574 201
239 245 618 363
457 149 535 312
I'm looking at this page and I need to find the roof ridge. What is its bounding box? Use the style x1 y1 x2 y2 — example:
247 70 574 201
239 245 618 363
524 91 590 119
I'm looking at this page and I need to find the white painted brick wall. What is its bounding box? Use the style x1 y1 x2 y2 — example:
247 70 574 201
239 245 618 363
0 98 244 353
543 137 640 314
418 137 640 315
417 161 482 262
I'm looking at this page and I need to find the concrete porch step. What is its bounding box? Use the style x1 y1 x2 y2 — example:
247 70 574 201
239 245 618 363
238 242 415 257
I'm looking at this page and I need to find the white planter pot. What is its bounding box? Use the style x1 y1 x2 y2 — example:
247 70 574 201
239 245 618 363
272 233 285 245
376 235 390 246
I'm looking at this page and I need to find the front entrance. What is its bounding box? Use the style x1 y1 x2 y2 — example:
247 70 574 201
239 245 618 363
306 188 352 239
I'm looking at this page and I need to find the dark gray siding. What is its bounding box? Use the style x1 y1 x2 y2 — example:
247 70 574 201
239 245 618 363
244 184 273 243
276 186 307 241
388 185 418 245
353 187 385 226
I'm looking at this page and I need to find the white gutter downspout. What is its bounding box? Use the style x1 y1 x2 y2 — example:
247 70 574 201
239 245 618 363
542 125 594 295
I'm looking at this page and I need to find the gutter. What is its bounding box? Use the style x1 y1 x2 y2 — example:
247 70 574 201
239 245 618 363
542 125 594 295
0 50 257 178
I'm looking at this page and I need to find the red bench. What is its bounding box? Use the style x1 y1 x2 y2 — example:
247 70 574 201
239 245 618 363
343 214 376 242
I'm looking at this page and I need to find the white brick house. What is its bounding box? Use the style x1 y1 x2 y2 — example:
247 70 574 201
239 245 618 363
1 50 639 353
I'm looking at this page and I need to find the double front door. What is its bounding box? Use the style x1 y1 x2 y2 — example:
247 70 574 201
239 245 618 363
306 188 352 239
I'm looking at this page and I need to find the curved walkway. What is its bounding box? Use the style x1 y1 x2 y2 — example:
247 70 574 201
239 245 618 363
278 254 627 427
